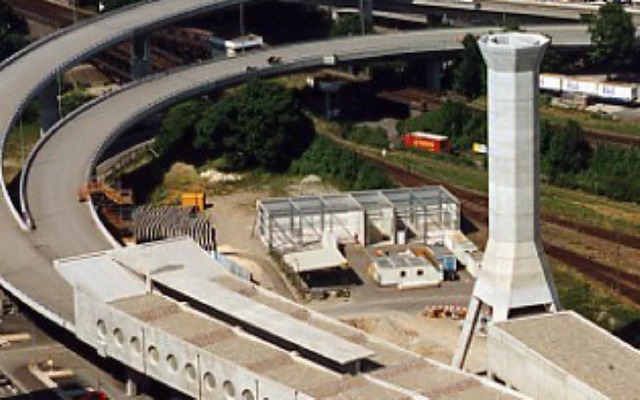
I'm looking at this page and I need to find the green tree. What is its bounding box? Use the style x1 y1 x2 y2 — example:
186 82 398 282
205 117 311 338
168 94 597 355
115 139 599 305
588 3 635 75
290 136 391 190
330 14 372 37
345 125 388 149
60 88 96 117
156 100 208 155
451 34 485 98
541 120 592 181
0 2 29 61
194 79 315 171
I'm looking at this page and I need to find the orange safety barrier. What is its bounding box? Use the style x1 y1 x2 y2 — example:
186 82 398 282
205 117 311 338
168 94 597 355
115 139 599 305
77 181 133 205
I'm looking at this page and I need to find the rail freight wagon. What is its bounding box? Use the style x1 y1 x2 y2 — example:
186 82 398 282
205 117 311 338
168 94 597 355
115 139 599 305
539 73 563 92
540 73 639 104
403 132 450 153
597 82 638 103
562 76 599 96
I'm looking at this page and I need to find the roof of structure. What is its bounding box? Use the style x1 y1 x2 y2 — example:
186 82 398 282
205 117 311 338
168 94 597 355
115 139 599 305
59 237 520 399
494 311 640 400
258 186 458 215
283 246 348 273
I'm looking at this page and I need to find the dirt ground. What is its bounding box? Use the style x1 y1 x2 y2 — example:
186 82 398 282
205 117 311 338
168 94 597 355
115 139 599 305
340 311 488 373
210 189 294 298
211 185 486 372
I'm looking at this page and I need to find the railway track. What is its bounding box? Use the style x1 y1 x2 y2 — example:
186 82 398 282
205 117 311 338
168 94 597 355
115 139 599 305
325 133 640 304
584 128 640 147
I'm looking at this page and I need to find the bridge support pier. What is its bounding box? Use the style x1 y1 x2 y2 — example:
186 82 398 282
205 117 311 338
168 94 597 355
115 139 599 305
425 58 442 92
39 79 60 136
360 0 373 33
125 370 139 397
131 34 151 80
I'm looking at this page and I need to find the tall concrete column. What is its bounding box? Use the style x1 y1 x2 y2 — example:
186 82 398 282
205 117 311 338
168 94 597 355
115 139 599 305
131 34 151 79
360 0 373 33
453 32 559 370
425 58 442 92
474 32 559 322
39 78 59 136
125 369 139 397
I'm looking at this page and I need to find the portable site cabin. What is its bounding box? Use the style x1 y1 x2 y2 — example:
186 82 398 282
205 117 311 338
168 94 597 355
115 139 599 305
370 253 443 289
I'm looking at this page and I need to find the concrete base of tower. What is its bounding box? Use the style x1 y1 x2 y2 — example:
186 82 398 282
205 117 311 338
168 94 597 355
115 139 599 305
473 239 558 322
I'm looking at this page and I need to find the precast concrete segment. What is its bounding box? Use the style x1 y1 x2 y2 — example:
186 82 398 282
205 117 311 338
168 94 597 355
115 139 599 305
473 32 559 321
22 26 594 261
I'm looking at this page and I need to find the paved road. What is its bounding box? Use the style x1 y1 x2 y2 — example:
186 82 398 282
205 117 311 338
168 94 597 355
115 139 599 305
0 0 610 331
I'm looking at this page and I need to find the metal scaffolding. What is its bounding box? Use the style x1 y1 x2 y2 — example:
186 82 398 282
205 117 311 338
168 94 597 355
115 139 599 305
256 186 459 253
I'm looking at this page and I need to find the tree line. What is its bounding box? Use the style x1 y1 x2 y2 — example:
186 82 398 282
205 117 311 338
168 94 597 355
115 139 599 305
450 3 638 98
398 100 640 203
0 2 29 62
156 79 392 191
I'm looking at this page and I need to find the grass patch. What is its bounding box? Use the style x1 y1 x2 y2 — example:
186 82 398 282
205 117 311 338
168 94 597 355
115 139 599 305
379 147 639 237
541 185 640 237
269 73 309 90
388 151 488 192
551 258 640 342
3 121 40 182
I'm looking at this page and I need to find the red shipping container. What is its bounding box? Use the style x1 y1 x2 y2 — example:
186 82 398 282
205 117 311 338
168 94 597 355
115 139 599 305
403 132 450 153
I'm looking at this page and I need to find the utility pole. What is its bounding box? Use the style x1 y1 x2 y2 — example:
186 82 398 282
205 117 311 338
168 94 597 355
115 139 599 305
239 2 246 53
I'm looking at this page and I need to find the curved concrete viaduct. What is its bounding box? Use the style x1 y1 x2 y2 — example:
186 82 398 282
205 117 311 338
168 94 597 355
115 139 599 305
0 0 276 328
0 0 606 358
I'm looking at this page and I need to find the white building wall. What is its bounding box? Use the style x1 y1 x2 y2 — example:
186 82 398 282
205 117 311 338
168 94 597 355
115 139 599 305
373 266 442 287
366 208 395 244
75 290 312 400
488 326 607 400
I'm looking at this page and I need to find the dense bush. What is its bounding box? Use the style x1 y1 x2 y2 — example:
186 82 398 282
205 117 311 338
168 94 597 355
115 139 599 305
330 14 371 37
345 125 388 149
156 79 315 172
0 2 29 61
576 145 640 202
60 88 96 117
291 136 392 190
397 100 486 149
398 101 639 203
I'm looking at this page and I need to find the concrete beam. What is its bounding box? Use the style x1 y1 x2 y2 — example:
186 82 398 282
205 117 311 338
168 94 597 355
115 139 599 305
38 79 59 136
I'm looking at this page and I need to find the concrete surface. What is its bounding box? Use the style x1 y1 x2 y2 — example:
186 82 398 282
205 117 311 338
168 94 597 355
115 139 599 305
489 311 640 400
473 32 559 321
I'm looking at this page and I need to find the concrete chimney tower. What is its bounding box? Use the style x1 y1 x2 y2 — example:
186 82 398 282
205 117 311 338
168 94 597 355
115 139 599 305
453 32 560 369
475 32 559 321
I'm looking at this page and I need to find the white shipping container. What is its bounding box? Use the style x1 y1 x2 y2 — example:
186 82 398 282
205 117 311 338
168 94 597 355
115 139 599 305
540 74 562 91
597 82 638 102
562 77 599 96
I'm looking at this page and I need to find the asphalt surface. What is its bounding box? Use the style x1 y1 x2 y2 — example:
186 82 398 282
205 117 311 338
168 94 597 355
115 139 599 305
0 0 612 334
